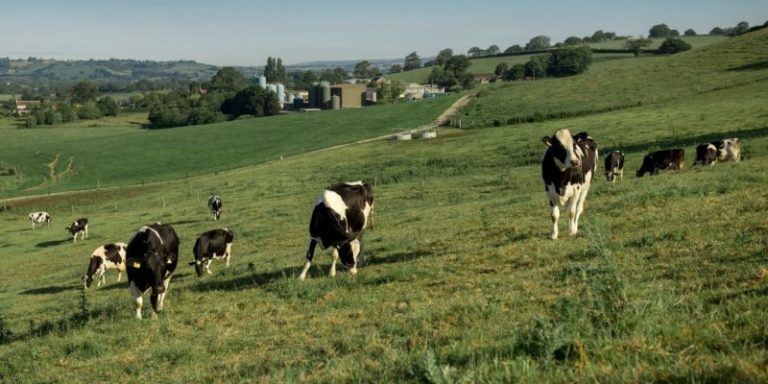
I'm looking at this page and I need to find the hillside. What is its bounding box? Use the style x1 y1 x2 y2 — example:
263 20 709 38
1 29 768 383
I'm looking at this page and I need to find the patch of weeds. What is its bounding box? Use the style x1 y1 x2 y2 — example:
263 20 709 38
410 350 474 384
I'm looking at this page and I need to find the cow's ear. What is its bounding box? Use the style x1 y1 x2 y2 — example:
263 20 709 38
541 136 552 146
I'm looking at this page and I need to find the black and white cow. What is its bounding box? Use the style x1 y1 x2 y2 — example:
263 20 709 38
66 217 89 243
125 223 179 319
604 151 625 182
83 243 127 289
636 149 685 177
694 138 741 166
299 181 374 280
208 195 222 221
28 211 51 229
188 228 234 277
541 129 598 240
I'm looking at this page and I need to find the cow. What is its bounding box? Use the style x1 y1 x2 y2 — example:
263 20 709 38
694 138 741 166
66 218 89 243
541 129 598 240
604 151 625 182
299 181 374 280
636 149 685 177
208 195 222 221
188 228 234 277
83 243 127 289
28 212 51 229
125 223 179 320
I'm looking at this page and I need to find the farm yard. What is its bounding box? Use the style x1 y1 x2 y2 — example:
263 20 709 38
1 29 768 383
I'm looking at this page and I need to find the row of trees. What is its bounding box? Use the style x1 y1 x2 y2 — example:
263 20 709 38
494 46 593 81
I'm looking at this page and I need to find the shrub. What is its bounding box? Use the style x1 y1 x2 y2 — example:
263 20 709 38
546 46 593 77
657 37 692 54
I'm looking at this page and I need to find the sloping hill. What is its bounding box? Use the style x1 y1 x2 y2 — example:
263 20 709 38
1 28 767 383
463 29 768 127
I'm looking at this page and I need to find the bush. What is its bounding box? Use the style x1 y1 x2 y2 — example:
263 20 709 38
546 46 593 77
657 37 692 54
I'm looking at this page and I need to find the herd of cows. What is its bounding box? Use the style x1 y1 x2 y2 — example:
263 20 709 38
22 132 739 319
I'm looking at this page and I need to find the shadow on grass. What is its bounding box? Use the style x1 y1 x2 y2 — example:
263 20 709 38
708 286 768 305
20 284 79 295
35 239 71 248
727 61 768 72
166 219 206 226
618 125 768 154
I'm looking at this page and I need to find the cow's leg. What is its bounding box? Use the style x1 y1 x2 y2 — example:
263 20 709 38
84 225 88 240
349 239 360 275
130 281 143 320
567 194 580 236
330 247 339 277
225 243 232 267
299 239 318 280
117 271 122 282
157 275 172 312
205 259 213 274
572 184 591 236
549 201 560 240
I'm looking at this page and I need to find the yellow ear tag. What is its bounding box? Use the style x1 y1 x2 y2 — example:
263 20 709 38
132 262 141 268
166 259 173 264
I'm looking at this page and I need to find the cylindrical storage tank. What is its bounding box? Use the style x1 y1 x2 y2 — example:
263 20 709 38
257 75 267 88
331 95 340 110
421 130 437 139
276 84 285 105
320 82 331 109
293 97 303 110
266 84 277 94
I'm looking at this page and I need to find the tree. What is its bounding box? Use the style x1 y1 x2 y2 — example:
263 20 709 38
657 37 692 54
670 29 680 37
732 21 750 35
684 29 697 36
563 36 582 46
467 46 483 57
524 55 549 78
264 57 286 83
403 52 421 71
434 49 453 66
591 30 606 42
428 67 457 88
494 63 509 76
504 44 523 54
388 64 402 74
625 37 653 57
546 46 592 77
77 101 102 119
444 55 472 77
69 80 97 104
649 23 671 38
503 64 526 81
96 96 119 117
207 67 248 94
525 35 551 51
376 80 404 104
223 86 279 117
486 45 500 56
710 27 726 35
353 60 372 79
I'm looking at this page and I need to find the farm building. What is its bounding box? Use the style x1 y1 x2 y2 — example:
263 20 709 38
330 83 367 109
13 100 41 115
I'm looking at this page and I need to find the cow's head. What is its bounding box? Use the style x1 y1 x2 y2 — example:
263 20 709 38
188 258 206 277
83 256 102 289
636 155 655 177
543 129 580 171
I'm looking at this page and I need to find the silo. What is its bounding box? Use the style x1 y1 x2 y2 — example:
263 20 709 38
276 83 285 105
331 95 340 110
320 82 331 109
266 84 277 94
308 84 319 108
257 75 267 88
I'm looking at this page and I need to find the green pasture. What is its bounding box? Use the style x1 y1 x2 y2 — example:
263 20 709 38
0 96 459 197
1 28 767 383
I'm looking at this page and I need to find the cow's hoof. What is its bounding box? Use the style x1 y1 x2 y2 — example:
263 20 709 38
349 267 358 275
550 234 558 240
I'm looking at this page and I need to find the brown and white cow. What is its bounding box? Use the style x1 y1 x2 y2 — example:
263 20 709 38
66 218 88 243
636 149 685 177
541 130 598 240
28 212 51 229
604 150 625 182
299 181 374 280
125 223 179 319
694 138 741 166
188 228 234 277
83 243 127 289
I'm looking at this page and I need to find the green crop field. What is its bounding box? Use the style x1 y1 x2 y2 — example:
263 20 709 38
1 30 768 383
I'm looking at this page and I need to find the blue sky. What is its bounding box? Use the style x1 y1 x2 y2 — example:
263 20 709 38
1 0 766 66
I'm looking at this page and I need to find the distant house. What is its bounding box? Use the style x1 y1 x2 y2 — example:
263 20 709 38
473 74 494 84
13 100 41 115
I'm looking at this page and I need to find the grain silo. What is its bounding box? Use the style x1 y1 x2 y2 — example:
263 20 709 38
256 75 267 88
276 84 285 107
331 95 340 110
320 82 331 109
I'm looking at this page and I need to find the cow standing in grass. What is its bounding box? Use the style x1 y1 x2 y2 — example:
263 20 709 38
541 129 598 240
636 149 685 177
126 223 179 319
66 218 88 243
208 195 222 221
604 151 624 182
189 228 234 277
299 181 374 280
28 212 51 229
694 138 741 166
83 243 127 289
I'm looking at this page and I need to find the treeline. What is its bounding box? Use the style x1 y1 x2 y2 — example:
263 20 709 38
147 67 279 129
0 78 192 101
493 46 593 81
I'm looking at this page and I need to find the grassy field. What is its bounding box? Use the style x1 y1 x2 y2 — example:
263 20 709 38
386 36 729 84
0 96 459 197
1 30 767 383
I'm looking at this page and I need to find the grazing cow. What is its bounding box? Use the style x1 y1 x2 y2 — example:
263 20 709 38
636 149 685 177
604 151 625 182
83 243 127 289
541 129 598 240
208 195 222 221
694 138 741 166
299 181 374 280
188 228 234 277
28 212 51 229
66 218 89 243
125 223 179 319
